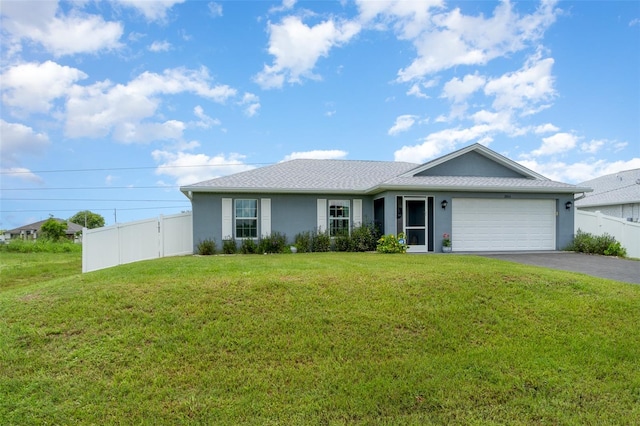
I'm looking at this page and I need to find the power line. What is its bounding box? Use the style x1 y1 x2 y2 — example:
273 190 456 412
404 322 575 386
0 162 270 175
3 198 188 202
0 206 190 213
1 185 181 191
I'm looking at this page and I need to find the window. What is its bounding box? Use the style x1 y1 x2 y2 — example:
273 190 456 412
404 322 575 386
235 199 257 238
329 200 350 237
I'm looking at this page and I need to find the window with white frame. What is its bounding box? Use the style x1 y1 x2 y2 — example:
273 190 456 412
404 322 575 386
235 199 258 238
329 200 350 237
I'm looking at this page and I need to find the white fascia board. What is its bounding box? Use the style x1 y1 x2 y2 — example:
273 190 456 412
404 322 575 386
367 184 592 194
181 187 369 195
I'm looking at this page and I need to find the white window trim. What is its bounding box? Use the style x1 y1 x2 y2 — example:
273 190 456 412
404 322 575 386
235 199 258 239
328 199 351 237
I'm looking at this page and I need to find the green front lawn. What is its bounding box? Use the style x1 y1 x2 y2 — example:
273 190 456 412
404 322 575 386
1 252 639 424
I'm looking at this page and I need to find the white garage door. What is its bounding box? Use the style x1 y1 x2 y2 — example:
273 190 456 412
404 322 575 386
452 198 556 251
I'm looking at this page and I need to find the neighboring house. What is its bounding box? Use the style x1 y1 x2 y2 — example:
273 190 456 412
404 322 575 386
576 169 640 222
180 144 591 253
4 218 83 242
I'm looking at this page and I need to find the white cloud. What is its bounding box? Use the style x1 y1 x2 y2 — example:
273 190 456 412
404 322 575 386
531 132 578 156
1 61 88 114
388 115 418 135
1 1 123 56
517 158 640 183
149 40 172 52
152 150 254 186
0 167 44 184
65 67 236 142
282 150 348 161
534 123 560 134
357 0 443 39
484 54 556 113
580 139 606 154
254 16 361 89
394 0 559 81
629 18 640 27
441 72 486 103
0 120 50 167
114 0 186 22
208 2 223 18
394 124 494 162
193 106 221 128
239 93 261 117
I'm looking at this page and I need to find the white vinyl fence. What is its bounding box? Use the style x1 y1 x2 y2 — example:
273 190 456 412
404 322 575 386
575 210 640 259
82 212 193 273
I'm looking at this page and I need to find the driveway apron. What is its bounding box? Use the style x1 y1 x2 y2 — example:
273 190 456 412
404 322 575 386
475 252 640 285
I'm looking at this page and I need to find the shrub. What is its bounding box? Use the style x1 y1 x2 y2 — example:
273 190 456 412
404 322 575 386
376 233 408 254
333 234 351 252
222 239 237 254
565 229 626 257
294 231 313 253
350 223 380 252
240 238 258 254
312 230 331 252
258 232 287 254
197 239 216 255
0 239 81 253
604 241 627 257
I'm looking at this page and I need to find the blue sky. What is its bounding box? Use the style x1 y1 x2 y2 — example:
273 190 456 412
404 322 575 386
1 0 638 229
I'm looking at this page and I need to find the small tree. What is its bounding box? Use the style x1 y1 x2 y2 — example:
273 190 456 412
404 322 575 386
40 217 68 241
68 210 105 229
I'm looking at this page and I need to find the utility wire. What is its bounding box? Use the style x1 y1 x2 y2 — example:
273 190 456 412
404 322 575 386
0 162 270 175
1 185 181 191
3 198 188 202
0 206 190 213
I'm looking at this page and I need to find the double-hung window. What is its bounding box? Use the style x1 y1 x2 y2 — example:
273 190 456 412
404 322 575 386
235 199 257 238
329 200 350 237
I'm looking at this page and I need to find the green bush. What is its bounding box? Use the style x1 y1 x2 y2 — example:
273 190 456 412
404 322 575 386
604 241 627 257
258 232 287 254
333 234 351 252
350 223 380 252
240 238 258 254
293 231 310 253
565 229 626 257
376 233 408 254
222 239 237 254
197 239 216 255
312 230 331 252
0 239 81 253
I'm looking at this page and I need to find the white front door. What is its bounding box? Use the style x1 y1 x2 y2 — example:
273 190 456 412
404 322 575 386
405 198 427 253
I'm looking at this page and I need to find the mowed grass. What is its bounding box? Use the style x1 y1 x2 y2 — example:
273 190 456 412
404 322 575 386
1 252 639 425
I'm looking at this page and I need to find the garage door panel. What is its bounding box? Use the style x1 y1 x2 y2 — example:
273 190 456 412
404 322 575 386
452 199 556 251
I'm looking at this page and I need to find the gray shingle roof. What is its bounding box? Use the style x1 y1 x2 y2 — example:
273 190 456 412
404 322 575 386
7 218 83 235
182 158 588 195
183 159 418 193
576 169 640 207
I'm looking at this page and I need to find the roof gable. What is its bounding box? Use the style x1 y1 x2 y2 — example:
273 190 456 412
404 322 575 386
402 143 547 180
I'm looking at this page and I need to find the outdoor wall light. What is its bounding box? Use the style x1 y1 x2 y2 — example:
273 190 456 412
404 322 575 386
565 201 573 210
441 200 448 210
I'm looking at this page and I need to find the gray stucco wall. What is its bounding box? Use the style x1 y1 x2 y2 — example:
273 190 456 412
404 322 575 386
191 192 375 248
191 191 576 252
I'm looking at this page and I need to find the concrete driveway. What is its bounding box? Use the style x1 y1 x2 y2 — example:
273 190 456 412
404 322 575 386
475 252 640 285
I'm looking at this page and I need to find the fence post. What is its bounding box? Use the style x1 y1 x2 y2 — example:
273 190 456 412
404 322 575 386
158 215 164 259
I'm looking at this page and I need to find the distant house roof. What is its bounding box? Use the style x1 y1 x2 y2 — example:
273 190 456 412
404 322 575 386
576 169 640 208
181 143 591 196
6 218 83 236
